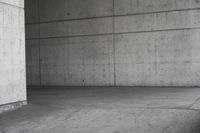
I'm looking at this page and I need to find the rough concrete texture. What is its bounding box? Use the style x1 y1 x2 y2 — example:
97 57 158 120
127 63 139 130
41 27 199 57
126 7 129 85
0 0 24 8
25 0 200 86
115 29 200 86
40 36 114 86
114 0 200 15
26 40 40 85
115 10 200 33
25 24 39 39
39 0 113 22
40 17 113 38
0 101 27 114
1 87 200 133
25 0 38 23
0 1 26 105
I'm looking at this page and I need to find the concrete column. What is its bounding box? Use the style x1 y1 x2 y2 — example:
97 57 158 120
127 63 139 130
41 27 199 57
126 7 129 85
0 0 26 113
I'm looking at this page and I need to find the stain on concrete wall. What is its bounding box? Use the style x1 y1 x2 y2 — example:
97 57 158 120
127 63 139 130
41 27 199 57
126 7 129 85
25 0 200 86
0 0 26 105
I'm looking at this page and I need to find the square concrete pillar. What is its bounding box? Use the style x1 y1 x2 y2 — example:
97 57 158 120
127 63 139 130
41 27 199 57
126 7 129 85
0 0 26 113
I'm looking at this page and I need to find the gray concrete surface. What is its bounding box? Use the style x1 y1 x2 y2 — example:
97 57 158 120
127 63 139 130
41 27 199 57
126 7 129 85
1 87 200 133
0 0 26 106
25 0 200 86
114 0 200 15
0 101 27 114
0 0 24 8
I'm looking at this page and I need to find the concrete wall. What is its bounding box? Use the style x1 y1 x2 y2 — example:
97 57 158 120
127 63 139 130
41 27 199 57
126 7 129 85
25 0 114 86
0 0 26 106
26 0 200 86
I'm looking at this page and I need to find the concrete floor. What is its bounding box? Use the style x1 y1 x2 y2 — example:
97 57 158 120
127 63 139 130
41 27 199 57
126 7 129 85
1 87 200 133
